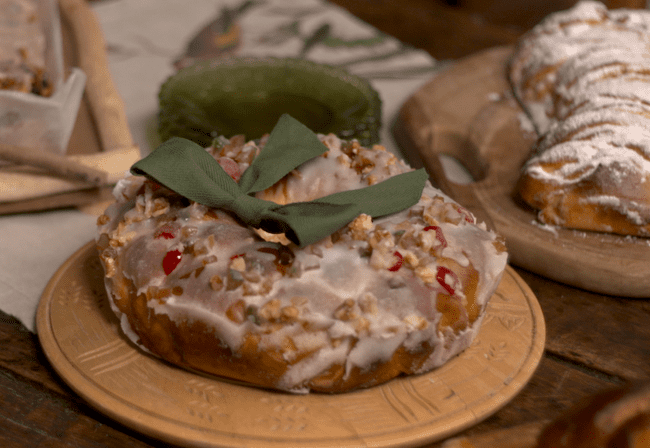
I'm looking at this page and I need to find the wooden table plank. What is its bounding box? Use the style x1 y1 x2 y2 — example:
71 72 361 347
0 314 164 447
518 268 650 382
0 369 164 448
427 354 623 446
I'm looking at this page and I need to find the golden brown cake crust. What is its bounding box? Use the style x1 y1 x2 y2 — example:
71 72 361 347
97 134 507 393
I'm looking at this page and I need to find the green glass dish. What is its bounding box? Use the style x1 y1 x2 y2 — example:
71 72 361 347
158 57 382 147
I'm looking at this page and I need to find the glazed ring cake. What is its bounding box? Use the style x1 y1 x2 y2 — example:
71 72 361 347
96 132 508 393
509 1 650 237
536 381 650 448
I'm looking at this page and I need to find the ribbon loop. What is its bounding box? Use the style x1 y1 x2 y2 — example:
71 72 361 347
239 114 329 193
130 115 428 247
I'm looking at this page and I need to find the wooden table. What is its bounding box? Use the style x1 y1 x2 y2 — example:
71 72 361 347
1 1 648 447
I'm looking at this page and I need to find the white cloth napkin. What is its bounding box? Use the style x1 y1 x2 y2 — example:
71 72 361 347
0 0 439 332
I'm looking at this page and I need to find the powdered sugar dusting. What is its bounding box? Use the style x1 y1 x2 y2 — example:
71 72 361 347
509 1 650 236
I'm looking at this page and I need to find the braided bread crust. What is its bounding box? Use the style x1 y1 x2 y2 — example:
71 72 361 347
510 1 650 236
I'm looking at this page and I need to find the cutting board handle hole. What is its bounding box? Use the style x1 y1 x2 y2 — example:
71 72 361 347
439 153 475 184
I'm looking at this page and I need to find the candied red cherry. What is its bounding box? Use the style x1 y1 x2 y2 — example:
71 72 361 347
456 206 475 224
436 266 459 295
217 157 241 182
155 224 177 240
388 251 403 272
163 249 182 275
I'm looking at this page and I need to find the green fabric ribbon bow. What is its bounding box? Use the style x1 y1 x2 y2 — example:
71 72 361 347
131 114 427 247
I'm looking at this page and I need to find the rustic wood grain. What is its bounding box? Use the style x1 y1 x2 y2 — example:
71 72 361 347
0 312 166 448
439 422 545 448
428 352 622 446
328 0 646 59
519 268 650 382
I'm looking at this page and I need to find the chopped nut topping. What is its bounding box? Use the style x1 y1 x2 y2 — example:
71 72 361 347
358 292 378 315
349 213 374 240
334 299 359 321
336 154 351 168
280 305 299 322
259 299 281 321
202 255 218 266
354 316 370 333
366 174 378 185
403 314 428 330
368 227 395 251
226 269 244 290
397 229 418 249
226 300 246 323
370 247 396 270
209 274 224 291
150 197 170 217
181 226 198 239
99 253 116 278
403 250 420 268
97 214 110 226
230 256 246 272
415 265 436 284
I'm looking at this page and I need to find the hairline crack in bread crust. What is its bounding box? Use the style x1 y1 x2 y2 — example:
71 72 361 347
509 0 650 237
96 132 508 393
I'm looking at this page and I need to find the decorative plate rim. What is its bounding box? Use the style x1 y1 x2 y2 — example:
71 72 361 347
37 240 545 448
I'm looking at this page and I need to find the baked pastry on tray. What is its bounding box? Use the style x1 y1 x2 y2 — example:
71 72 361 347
509 1 650 237
96 115 507 393
0 0 51 96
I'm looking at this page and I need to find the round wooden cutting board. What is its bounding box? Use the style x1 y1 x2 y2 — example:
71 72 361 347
37 241 545 448
394 46 650 298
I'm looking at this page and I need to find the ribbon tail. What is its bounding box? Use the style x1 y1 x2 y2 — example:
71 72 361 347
313 168 428 216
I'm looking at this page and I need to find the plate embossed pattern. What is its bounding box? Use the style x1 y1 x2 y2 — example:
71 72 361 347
38 241 545 447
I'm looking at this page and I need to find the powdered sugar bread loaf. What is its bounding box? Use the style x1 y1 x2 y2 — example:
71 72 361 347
96 133 508 393
509 1 650 237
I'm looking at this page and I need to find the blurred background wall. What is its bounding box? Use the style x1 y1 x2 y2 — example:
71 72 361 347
328 0 648 59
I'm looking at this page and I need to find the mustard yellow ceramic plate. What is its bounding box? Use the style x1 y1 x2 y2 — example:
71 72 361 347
37 241 545 447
